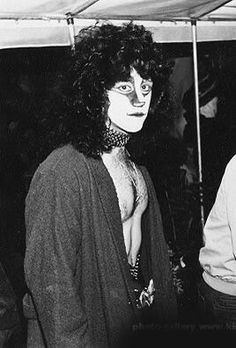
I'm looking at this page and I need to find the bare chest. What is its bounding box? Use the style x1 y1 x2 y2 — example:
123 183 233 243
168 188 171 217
102 149 149 265
102 152 148 222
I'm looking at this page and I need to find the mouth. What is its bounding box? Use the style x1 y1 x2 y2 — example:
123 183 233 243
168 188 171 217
127 112 145 117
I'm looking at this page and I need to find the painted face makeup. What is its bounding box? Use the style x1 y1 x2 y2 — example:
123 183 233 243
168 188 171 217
107 68 153 133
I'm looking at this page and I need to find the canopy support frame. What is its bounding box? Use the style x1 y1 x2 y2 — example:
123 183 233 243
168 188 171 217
191 19 205 232
67 14 76 51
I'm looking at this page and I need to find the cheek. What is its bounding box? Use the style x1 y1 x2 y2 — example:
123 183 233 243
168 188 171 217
109 93 127 106
107 93 130 114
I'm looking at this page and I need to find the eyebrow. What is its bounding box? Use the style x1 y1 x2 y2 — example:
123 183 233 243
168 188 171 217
115 77 152 84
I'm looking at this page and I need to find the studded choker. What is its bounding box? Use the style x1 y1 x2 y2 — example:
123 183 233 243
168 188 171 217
104 127 131 148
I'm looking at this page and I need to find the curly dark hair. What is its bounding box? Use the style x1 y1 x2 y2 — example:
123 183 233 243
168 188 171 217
41 22 174 159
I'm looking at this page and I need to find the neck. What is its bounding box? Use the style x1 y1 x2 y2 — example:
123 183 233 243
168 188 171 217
101 146 132 166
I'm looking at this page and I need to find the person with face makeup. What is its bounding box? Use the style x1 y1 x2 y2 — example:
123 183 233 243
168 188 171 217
23 23 177 347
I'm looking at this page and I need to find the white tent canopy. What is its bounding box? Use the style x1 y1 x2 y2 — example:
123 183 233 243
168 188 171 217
0 0 236 49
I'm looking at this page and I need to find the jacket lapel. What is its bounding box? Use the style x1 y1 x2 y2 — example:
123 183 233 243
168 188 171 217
88 157 140 315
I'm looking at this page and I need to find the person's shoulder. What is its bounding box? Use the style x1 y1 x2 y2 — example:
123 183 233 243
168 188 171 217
26 146 90 206
225 154 236 173
36 145 89 179
223 154 236 184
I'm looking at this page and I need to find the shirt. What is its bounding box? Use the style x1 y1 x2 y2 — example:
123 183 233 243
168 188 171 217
199 154 236 294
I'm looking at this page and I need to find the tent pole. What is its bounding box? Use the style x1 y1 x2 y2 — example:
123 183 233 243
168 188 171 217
66 14 75 52
191 20 205 232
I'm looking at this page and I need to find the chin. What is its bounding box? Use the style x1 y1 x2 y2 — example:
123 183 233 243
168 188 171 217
125 125 144 133
112 118 146 134
127 120 146 133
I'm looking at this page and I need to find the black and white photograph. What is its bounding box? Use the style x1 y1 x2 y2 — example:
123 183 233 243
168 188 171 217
0 1 236 347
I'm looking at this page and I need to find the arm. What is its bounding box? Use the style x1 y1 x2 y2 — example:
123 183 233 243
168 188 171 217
224 156 236 259
24 166 90 347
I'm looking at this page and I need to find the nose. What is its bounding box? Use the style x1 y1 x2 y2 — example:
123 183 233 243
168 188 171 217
131 91 145 107
133 99 145 107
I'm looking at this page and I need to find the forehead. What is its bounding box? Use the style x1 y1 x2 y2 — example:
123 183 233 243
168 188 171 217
130 68 142 81
116 68 150 83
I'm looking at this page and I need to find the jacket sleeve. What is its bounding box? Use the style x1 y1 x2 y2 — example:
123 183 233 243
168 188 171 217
24 167 90 347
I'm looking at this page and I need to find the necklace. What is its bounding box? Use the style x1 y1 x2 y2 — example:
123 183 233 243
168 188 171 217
129 253 140 280
104 126 131 148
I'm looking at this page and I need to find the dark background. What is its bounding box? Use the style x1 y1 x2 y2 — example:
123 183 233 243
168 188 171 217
0 40 235 344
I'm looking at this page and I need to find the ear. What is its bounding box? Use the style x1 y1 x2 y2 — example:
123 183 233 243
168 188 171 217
105 117 111 129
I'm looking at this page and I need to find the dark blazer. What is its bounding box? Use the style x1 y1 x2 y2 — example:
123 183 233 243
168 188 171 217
23 144 177 347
